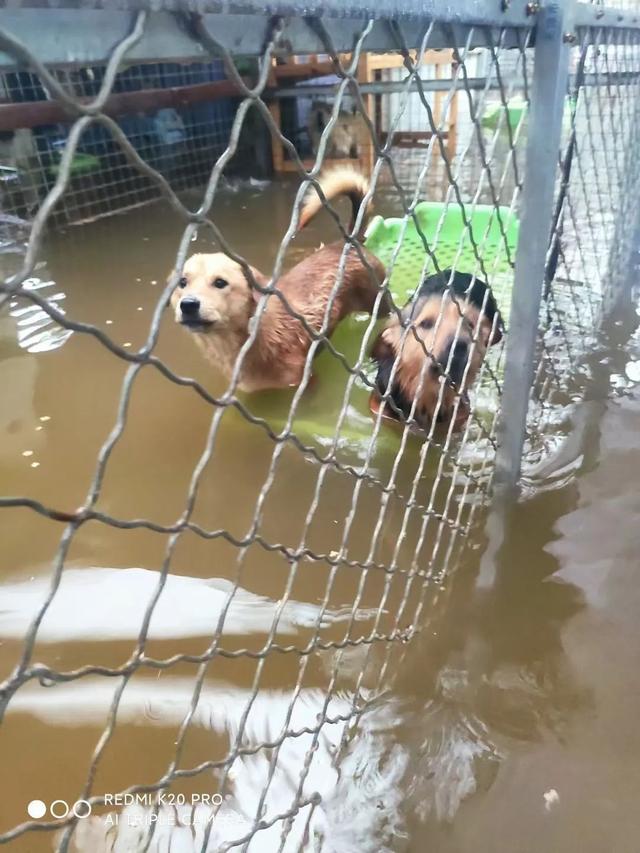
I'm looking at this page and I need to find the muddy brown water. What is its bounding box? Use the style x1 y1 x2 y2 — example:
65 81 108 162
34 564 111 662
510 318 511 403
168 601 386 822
0 177 639 852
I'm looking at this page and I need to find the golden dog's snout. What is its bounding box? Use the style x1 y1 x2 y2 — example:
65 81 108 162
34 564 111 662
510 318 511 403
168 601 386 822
179 296 200 318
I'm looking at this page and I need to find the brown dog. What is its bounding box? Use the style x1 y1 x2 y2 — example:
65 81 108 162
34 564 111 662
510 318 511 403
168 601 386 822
170 174 388 392
371 270 503 432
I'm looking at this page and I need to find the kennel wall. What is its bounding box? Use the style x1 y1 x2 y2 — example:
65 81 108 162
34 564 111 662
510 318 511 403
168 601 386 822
1 1 640 850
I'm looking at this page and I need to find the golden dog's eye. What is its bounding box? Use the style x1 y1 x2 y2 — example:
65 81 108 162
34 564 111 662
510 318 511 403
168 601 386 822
179 276 187 288
420 318 434 330
213 277 228 289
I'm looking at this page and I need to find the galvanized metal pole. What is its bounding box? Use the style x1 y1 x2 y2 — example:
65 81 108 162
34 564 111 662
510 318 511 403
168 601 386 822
494 0 572 490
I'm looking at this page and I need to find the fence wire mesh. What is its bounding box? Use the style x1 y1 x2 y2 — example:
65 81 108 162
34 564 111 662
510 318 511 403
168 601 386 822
0 2 639 851
0 58 243 225
525 23 640 474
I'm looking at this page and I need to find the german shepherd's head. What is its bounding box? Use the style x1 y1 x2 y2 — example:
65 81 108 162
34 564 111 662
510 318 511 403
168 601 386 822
371 270 503 432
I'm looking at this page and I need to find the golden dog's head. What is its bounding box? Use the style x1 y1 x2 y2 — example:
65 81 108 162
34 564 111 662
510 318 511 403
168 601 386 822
170 253 262 335
371 271 503 432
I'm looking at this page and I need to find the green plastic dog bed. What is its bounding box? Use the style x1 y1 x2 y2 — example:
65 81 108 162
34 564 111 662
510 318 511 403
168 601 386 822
364 201 517 316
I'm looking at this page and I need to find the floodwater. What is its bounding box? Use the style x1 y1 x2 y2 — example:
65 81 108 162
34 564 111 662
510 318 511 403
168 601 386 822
1 177 639 853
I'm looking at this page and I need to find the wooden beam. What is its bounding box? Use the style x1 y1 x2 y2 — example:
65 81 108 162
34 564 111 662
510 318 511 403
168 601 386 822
271 60 337 83
0 78 250 132
357 53 375 176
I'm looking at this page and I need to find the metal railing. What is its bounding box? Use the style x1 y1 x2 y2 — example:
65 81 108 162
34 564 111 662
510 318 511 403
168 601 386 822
0 1 639 850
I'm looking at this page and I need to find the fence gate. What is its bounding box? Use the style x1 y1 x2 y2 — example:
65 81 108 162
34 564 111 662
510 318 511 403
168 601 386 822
1 0 639 851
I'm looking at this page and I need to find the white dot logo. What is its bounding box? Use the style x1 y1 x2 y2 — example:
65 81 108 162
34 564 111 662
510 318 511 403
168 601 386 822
27 800 46 819
27 799 93 820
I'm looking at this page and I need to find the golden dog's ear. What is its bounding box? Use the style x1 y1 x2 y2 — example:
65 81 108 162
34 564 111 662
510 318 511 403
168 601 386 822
245 266 269 305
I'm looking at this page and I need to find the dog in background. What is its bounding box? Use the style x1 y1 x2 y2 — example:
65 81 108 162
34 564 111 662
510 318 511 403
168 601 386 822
170 170 389 392
307 102 368 161
303 167 504 432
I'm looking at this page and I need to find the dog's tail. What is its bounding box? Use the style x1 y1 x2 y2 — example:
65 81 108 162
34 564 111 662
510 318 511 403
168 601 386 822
298 166 372 239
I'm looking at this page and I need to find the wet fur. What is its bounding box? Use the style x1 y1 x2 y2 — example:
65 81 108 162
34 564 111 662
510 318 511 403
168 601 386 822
171 204 388 392
371 270 504 432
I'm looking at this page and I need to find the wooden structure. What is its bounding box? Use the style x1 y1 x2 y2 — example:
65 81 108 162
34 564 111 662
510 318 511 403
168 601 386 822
266 50 459 176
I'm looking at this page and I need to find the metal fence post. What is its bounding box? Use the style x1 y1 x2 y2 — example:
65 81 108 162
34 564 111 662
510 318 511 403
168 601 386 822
494 0 572 490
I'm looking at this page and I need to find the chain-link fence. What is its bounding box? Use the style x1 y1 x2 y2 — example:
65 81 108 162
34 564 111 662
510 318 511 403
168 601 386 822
518 18 640 477
1 58 242 225
0 1 639 850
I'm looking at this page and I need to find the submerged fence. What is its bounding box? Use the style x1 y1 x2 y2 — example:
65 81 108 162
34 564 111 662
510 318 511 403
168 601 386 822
1 1 639 850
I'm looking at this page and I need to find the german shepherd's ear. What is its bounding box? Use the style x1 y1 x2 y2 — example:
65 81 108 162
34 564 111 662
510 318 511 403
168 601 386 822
488 310 504 346
465 276 504 347
371 322 404 363
482 285 504 345
371 330 394 364
250 283 263 306
371 332 396 401
477 313 503 348
371 324 405 401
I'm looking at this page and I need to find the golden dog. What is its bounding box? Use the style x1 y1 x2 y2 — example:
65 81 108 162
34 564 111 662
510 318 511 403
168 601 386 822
170 173 389 392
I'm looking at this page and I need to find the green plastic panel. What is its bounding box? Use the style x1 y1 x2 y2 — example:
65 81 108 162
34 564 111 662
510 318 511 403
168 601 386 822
364 200 518 316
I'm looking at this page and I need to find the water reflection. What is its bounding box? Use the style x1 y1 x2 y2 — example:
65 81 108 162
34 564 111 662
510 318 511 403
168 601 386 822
8 273 72 354
0 213 29 256
9 678 407 852
0 313 46 468
6 474 595 850
7 499 590 853
0 566 379 642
